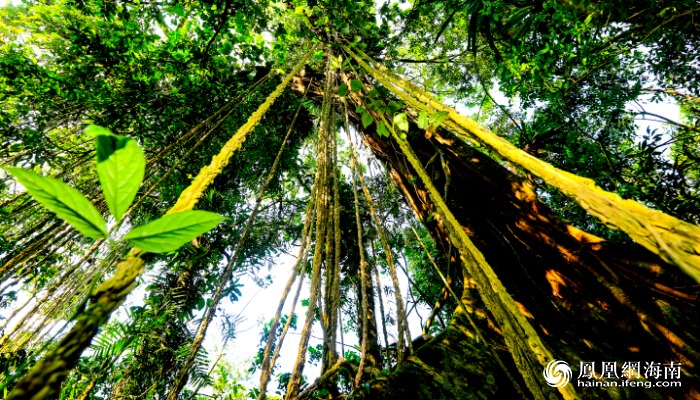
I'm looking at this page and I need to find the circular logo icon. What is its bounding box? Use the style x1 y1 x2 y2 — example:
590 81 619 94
543 360 572 387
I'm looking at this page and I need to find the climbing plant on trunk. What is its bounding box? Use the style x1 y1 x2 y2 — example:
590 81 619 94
1 1 699 399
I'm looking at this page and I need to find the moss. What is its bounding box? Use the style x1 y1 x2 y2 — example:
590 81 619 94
349 311 519 400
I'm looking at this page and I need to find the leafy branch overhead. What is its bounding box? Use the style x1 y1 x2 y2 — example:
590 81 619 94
3 126 224 253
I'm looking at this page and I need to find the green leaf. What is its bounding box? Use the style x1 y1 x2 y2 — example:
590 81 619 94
95 135 131 163
417 111 429 129
96 137 145 221
393 112 409 132
124 210 225 253
376 120 390 137
85 125 113 138
350 79 363 92
361 111 374 128
338 83 348 97
4 167 107 238
369 99 387 112
172 4 185 16
220 41 233 55
388 101 403 113
429 111 449 128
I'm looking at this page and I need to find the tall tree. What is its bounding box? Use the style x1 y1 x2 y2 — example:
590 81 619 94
1 1 699 399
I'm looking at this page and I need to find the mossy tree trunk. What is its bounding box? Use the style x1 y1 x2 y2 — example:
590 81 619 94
349 123 700 399
354 254 383 373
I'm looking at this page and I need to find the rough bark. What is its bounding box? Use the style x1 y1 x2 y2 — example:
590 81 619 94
349 286 522 400
109 265 199 399
354 252 383 374
351 124 700 399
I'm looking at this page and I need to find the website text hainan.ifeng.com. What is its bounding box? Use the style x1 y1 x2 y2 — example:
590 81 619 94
577 379 682 388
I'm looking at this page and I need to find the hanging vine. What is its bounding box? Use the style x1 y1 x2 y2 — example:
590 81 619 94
344 44 700 285
6 49 314 400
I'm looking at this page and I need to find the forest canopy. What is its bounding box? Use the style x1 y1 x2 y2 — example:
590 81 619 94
1 0 699 399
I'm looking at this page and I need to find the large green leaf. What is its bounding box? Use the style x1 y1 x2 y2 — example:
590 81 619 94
95 136 145 221
361 111 374 128
350 79 363 92
85 125 114 138
124 210 225 253
4 167 107 239
376 120 390 137
338 82 348 96
87 124 133 162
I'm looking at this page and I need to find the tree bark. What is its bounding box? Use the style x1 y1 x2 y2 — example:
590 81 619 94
351 124 700 399
357 252 382 373
349 283 522 400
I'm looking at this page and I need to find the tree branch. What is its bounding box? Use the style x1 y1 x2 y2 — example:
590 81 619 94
202 0 233 56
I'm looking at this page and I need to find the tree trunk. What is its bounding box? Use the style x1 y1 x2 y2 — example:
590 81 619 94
351 124 700 399
349 282 522 400
110 263 200 398
354 246 383 377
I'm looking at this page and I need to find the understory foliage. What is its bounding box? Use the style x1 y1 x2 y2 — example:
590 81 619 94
1 1 699 400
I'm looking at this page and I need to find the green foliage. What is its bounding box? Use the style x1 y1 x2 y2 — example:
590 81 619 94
203 359 252 400
307 343 323 366
251 313 297 376
350 79 364 92
392 112 409 132
376 120 390 137
403 226 457 330
338 82 348 97
417 111 429 130
3 167 108 239
91 128 145 221
361 110 374 128
124 210 225 253
2 0 699 398
5 125 224 254
337 350 360 392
